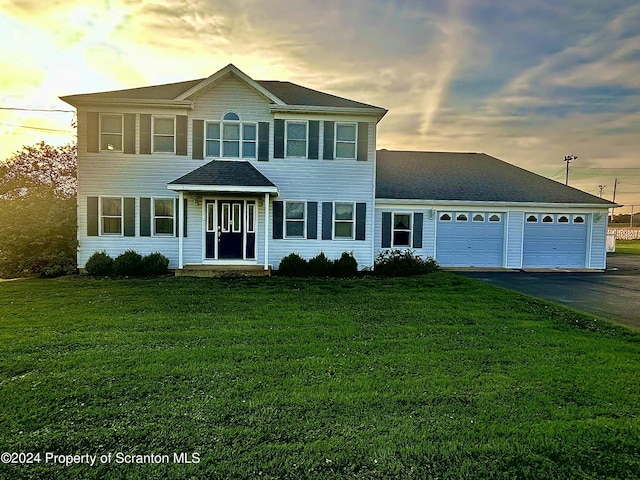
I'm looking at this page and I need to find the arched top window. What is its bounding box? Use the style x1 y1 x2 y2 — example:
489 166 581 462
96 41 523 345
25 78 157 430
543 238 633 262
489 214 502 222
473 213 485 222
222 111 240 121
573 215 585 224
542 215 554 223
558 215 569 223
439 213 452 221
456 213 468 222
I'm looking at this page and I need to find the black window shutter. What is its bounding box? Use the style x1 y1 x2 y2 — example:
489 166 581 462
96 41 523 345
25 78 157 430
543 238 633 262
140 114 151 154
322 202 333 240
140 198 151 237
176 115 188 156
356 203 366 240
124 114 136 154
273 201 284 239
192 119 204 160
357 122 368 161
274 120 285 159
183 198 188 237
87 112 99 153
323 121 334 160
307 202 318 239
87 196 98 236
124 198 136 237
308 121 319 159
413 213 423 248
381 212 392 248
258 122 269 161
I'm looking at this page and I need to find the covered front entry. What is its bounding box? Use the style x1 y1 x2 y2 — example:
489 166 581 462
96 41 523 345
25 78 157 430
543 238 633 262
205 200 257 260
436 211 505 267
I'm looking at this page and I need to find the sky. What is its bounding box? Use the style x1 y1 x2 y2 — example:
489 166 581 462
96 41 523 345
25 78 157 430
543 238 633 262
1 0 639 211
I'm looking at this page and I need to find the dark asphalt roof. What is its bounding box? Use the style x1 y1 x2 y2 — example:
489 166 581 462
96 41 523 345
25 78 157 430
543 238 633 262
170 160 276 187
61 78 382 110
376 150 615 205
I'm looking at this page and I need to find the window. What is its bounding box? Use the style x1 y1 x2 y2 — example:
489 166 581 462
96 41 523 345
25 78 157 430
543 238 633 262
335 123 356 159
246 203 256 233
100 114 123 151
205 112 256 159
439 213 452 221
153 198 174 235
526 214 538 223
334 202 354 239
221 204 231 233
489 214 502 222
232 203 241 233
456 213 468 222
573 215 585 224
101 197 122 235
473 213 485 222
286 121 307 157
393 213 411 246
285 201 305 238
558 215 569 223
542 215 554 223
153 116 175 153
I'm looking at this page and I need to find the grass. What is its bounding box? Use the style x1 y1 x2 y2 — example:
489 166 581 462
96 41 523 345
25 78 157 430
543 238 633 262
1 273 639 479
614 240 640 255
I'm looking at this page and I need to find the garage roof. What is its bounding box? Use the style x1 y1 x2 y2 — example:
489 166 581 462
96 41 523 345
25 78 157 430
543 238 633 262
376 150 615 205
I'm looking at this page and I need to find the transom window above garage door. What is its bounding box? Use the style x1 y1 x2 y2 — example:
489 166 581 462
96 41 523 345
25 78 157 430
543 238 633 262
439 212 502 222
526 213 587 224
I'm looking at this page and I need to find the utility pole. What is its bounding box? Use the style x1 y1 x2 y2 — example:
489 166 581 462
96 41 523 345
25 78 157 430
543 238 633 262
598 185 605 198
564 155 577 185
610 178 619 224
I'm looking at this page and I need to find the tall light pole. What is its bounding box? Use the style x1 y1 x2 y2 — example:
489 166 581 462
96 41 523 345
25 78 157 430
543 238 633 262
598 185 605 198
564 155 577 185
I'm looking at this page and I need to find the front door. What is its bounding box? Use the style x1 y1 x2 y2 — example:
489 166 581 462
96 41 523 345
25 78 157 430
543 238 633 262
218 200 244 259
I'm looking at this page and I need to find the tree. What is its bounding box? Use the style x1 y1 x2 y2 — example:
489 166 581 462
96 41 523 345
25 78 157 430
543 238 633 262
0 142 77 277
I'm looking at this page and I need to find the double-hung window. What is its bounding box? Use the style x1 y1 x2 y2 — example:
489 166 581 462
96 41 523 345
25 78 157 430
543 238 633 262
286 121 307 157
335 123 356 159
153 198 174 235
285 201 305 238
100 114 123 151
392 213 411 246
153 116 175 153
205 112 257 159
334 202 354 239
101 197 123 235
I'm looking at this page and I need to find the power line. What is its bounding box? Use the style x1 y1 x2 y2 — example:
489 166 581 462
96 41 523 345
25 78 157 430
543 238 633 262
0 106 74 113
572 166 640 171
0 122 74 134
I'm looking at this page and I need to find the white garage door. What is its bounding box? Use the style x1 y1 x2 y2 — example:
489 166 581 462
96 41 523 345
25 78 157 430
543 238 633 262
523 213 588 268
436 212 505 267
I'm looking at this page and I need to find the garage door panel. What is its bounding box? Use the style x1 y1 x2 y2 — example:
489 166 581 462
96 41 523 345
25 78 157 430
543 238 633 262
523 214 587 268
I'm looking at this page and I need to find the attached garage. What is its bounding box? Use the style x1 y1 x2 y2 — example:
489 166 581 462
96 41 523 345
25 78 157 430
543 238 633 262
523 213 588 268
436 211 505 267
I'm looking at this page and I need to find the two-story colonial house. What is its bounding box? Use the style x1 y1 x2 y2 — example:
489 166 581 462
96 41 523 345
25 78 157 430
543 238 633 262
61 64 615 273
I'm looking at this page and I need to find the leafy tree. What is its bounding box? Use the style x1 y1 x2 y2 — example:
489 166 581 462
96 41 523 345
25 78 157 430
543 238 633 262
0 142 77 277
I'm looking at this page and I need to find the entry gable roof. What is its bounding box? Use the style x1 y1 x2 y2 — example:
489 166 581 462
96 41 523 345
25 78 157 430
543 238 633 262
376 150 616 206
168 160 278 194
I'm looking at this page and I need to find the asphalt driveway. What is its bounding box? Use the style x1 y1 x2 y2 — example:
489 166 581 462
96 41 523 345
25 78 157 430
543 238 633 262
460 254 640 331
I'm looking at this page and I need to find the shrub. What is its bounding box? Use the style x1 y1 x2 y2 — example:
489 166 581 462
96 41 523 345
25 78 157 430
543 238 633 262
374 249 438 277
142 252 170 276
333 251 358 277
277 253 308 277
85 251 114 276
113 250 144 277
33 251 77 278
308 252 333 277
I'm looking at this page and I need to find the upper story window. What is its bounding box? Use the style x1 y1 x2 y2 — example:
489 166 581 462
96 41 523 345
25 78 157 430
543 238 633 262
206 112 256 159
335 123 357 159
100 114 123 151
153 116 175 153
286 121 307 158
100 197 123 235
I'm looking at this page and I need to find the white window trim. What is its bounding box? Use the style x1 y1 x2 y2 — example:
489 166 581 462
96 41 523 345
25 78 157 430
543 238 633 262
472 213 485 222
241 123 258 159
334 122 357 159
392 212 412 248
152 115 176 154
557 214 570 224
573 214 586 224
333 201 355 240
99 196 124 236
439 212 452 222
246 202 256 234
526 213 539 223
232 203 242 233
204 119 257 159
285 200 306 238
456 212 469 222
489 213 502 222
152 197 175 237
285 120 308 158
542 214 555 223
99 113 124 152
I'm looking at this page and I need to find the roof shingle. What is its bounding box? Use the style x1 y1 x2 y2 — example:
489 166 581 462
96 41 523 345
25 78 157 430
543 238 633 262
170 160 276 188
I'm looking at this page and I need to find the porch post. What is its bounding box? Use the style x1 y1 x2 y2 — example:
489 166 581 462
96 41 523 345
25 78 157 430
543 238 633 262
264 192 270 271
178 191 184 269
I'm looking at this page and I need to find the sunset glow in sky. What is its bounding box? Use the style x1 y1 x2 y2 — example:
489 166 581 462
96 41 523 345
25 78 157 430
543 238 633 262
1 0 639 208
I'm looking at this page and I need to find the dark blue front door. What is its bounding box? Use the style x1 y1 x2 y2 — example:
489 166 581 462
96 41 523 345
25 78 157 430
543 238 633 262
218 201 243 259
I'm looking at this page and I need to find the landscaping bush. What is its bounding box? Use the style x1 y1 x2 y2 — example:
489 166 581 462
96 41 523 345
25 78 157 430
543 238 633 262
333 251 358 277
308 252 333 277
142 252 170 276
85 251 114 276
374 249 438 277
277 253 308 277
113 250 144 277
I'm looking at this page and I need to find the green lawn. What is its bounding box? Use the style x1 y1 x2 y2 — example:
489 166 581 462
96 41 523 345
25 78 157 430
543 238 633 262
1 274 639 479
615 240 640 254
